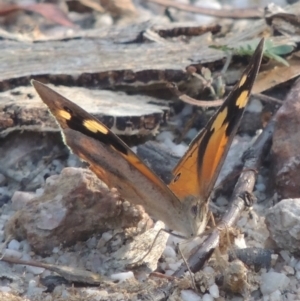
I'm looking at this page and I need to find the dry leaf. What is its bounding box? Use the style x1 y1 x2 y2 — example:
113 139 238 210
0 3 75 27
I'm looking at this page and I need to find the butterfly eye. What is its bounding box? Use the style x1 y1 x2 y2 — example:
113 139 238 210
173 173 181 183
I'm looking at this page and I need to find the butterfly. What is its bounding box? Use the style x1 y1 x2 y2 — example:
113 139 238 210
32 38 264 238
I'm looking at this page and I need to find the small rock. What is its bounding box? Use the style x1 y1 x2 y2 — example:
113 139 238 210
255 183 266 192
223 259 249 295
265 199 300 253
110 271 134 282
269 289 282 301
4 249 22 259
163 246 176 259
86 236 97 249
246 98 263 113
0 195 10 207
295 261 300 271
282 265 294 276
5 168 151 255
0 174 7 186
260 271 290 295
8 239 20 251
26 265 45 275
209 284 219 298
168 262 182 271
271 78 300 199
0 287 11 293
11 191 36 210
215 195 229 206
181 290 201 301
202 293 213 301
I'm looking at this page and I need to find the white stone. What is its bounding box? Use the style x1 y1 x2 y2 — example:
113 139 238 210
44 294 52 301
208 284 219 298
203 266 215 275
165 270 174 276
0 174 6 185
4 249 22 259
181 290 201 301
173 143 187 157
168 261 182 271
234 236 247 249
260 271 290 295
52 247 60 254
86 236 97 249
165 257 176 264
282 265 294 276
20 240 31 253
295 260 300 271
237 216 248 228
101 232 113 242
11 191 35 210
186 128 198 141
61 289 70 299
215 195 228 206
8 239 20 251
26 265 45 275
289 256 297 268
280 250 291 263
35 188 44 196
0 286 11 292
27 279 37 295
255 183 266 192
202 293 213 301
246 98 263 113
269 290 282 301
110 271 134 282
163 245 176 258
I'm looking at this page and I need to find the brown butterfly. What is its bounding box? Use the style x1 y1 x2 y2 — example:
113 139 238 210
32 38 264 238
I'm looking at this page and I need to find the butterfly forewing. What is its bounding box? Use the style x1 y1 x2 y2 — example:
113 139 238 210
169 38 264 203
31 81 195 236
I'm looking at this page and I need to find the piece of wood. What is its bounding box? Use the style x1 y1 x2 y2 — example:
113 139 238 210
0 85 169 136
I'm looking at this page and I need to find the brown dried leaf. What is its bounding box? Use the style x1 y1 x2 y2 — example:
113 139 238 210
253 55 300 94
100 0 137 18
77 0 105 12
25 3 75 27
0 3 75 27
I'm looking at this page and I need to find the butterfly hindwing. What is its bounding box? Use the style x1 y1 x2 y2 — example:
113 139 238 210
169 38 264 203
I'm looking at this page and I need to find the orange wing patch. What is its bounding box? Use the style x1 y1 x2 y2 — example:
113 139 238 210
169 38 264 204
168 134 205 199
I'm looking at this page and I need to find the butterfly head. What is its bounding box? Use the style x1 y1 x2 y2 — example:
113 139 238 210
183 196 209 237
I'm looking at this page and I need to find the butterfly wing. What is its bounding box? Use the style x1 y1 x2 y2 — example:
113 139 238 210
32 80 197 236
169 38 264 204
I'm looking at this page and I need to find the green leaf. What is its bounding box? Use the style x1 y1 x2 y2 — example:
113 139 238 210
209 38 294 66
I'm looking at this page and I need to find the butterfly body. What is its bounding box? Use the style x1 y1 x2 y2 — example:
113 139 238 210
32 38 264 238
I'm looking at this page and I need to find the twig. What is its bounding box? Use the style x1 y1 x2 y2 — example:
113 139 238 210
173 117 275 276
254 93 283 105
146 0 263 19
169 81 283 108
167 82 224 107
0 252 106 285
